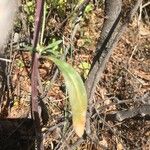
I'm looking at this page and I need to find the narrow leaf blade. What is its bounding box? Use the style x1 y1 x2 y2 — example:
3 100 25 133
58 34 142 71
49 56 87 137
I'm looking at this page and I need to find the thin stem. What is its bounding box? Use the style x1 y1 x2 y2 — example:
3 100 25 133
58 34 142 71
31 0 44 149
40 1 46 45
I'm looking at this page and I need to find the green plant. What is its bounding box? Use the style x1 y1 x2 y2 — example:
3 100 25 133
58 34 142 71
85 3 94 14
46 56 87 137
39 38 62 56
16 59 25 68
24 1 35 27
79 61 91 79
30 0 88 138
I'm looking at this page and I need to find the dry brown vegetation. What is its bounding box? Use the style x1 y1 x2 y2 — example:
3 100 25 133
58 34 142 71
0 0 150 149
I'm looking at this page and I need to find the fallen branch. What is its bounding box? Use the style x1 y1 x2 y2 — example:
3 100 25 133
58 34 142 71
85 0 143 134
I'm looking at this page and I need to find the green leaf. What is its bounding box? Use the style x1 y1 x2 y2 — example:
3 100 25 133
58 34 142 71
48 56 87 137
79 62 91 79
44 40 62 51
85 3 94 14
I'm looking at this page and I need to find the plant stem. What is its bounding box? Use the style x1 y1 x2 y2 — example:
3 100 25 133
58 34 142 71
31 0 44 149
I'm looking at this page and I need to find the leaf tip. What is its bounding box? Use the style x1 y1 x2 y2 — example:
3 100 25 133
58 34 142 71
74 122 85 137
73 111 86 137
